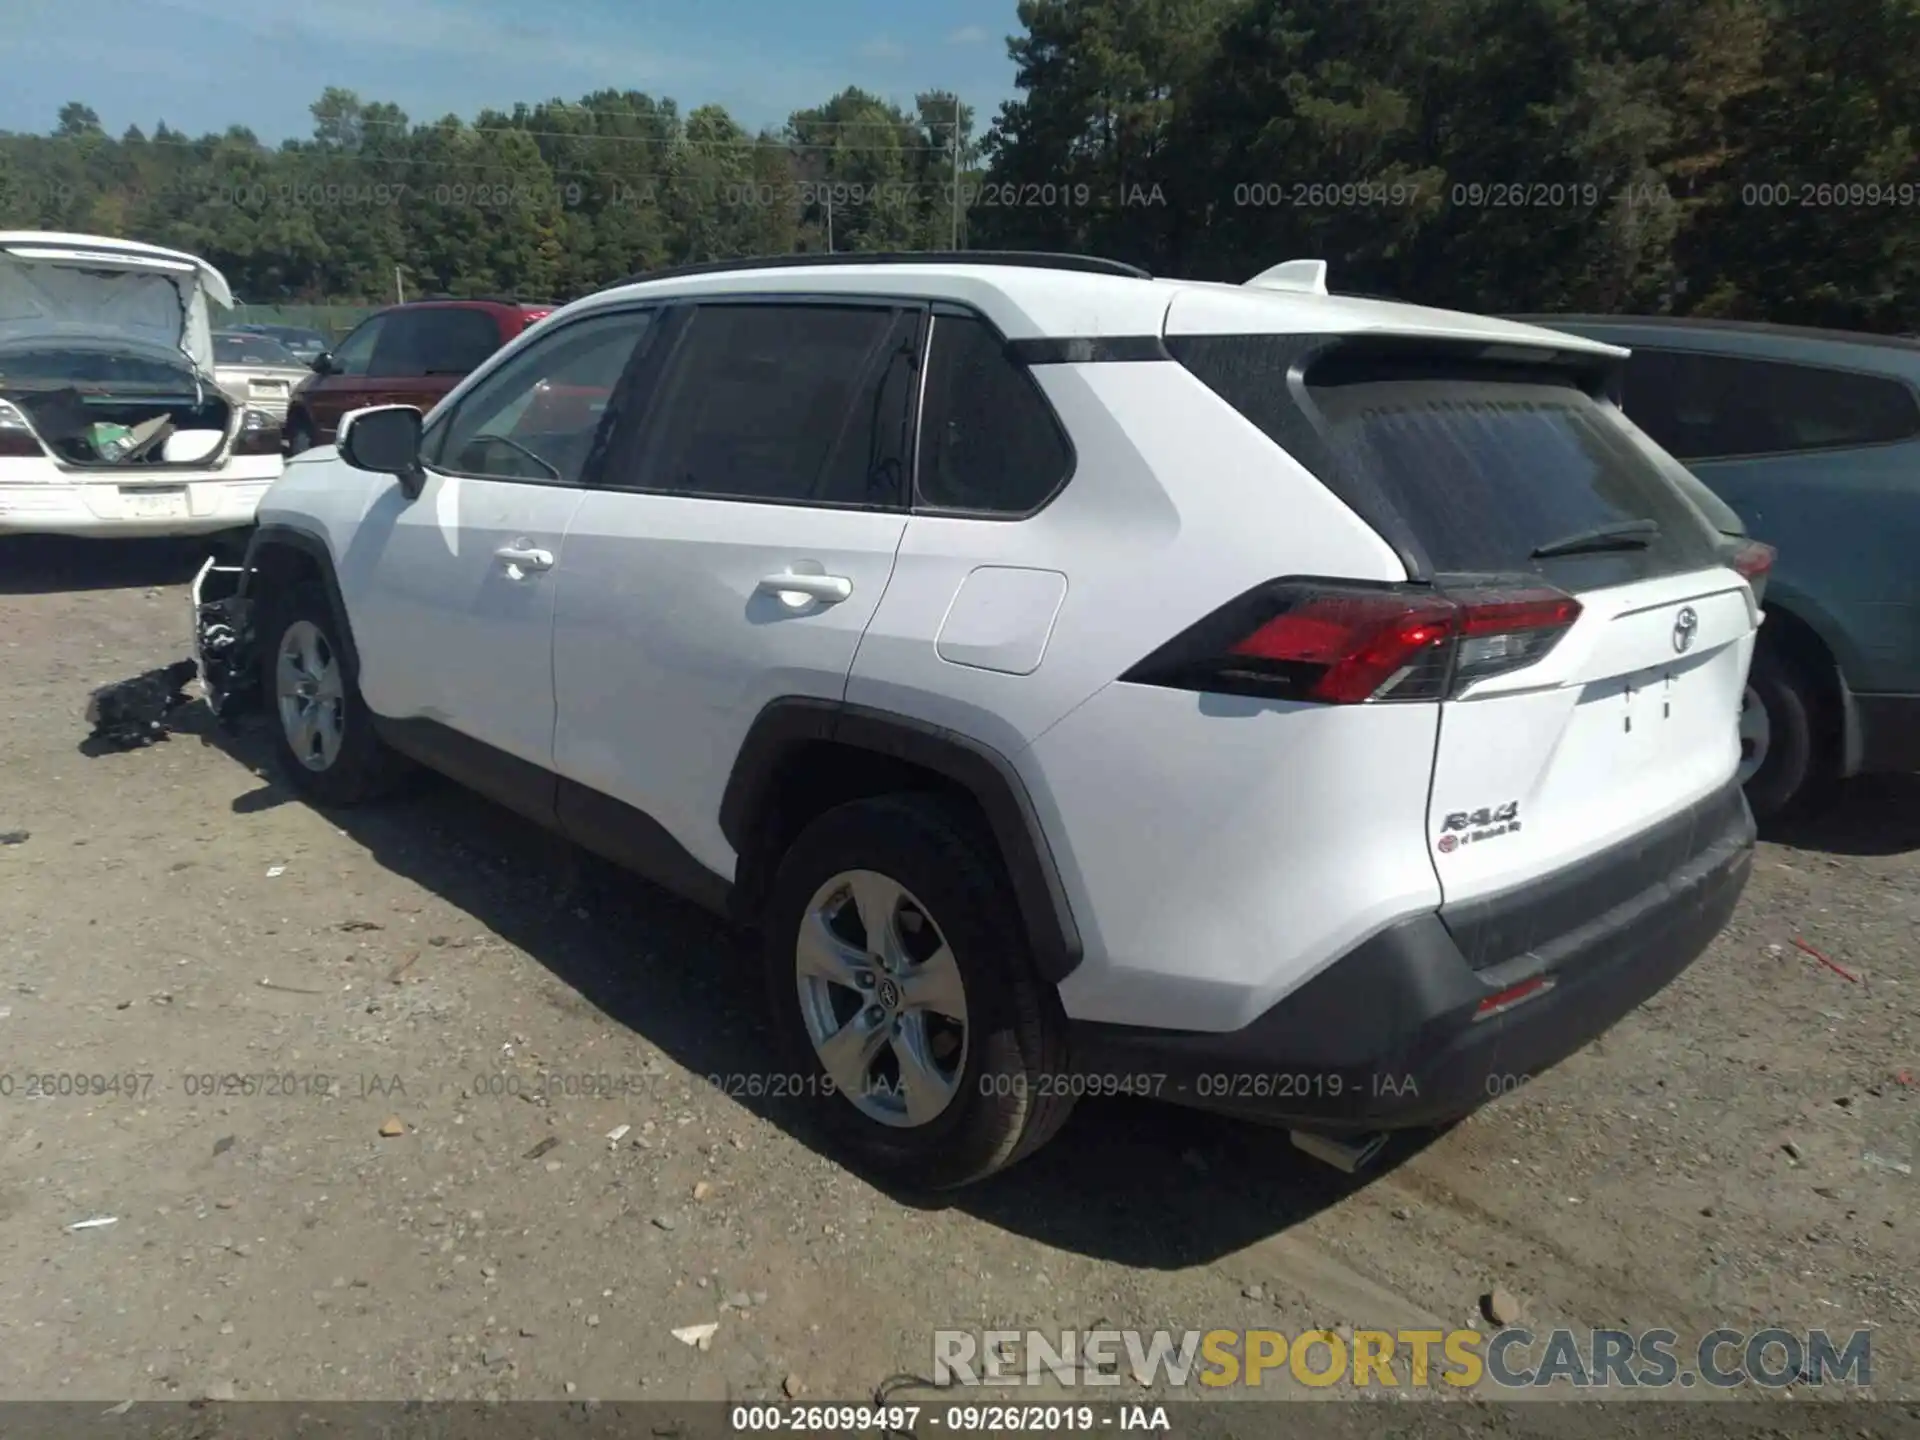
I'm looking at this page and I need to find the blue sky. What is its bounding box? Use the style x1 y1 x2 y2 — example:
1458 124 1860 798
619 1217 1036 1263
4 0 1025 142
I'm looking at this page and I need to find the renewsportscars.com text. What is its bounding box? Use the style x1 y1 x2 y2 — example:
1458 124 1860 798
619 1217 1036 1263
933 1326 1873 1391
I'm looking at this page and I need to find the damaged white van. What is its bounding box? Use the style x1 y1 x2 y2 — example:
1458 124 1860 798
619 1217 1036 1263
0 232 283 537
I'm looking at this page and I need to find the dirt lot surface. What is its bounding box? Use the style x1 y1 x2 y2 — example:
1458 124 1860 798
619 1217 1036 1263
1 536 1916 1433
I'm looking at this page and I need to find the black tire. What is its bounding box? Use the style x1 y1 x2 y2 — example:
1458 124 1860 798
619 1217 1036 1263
761 794 1076 1189
1742 644 1825 821
284 418 314 456
258 580 407 805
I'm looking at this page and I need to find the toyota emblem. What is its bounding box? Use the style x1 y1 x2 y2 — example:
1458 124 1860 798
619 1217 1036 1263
1672 606 1699 654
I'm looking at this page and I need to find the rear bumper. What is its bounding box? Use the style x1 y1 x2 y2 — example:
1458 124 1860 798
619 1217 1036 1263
0 470 276 538
1854 694 1920 775
1069 777 1755 1131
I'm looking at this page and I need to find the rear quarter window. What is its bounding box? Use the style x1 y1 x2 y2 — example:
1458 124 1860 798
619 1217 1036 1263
915 314 1073 515
1622 348 1920 461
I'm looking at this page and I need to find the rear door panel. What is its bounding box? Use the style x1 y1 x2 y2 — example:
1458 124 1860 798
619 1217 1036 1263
550 299 922 879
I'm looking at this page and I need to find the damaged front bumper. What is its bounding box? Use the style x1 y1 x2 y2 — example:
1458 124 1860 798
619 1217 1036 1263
190 554 260 722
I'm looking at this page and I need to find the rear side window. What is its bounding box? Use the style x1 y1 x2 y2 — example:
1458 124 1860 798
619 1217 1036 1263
370 308 502 378
1623 348 1920 460
916 314 1073 514
1173 335 1721 584
624 302 919 507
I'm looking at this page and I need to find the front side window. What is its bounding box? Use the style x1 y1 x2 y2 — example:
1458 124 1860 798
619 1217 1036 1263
327 316 384 377
620 302 920 506
428 309 654 486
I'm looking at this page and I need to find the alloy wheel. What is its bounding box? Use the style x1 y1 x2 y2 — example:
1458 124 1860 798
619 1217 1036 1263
275 619 345 772
795 869 970 1128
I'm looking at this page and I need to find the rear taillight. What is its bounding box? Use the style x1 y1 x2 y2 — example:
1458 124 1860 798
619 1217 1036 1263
1122 579 1582 704
234 408 282 456
1728 541 1774 580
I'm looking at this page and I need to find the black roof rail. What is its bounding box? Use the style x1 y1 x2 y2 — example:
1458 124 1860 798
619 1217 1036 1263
596 250 1152 293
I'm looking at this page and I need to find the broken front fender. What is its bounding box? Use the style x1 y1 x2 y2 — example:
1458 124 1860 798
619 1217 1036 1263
191 554 258 721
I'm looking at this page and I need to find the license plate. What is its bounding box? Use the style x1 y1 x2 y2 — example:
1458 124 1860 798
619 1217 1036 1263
252 380 288 394
121 487 189 520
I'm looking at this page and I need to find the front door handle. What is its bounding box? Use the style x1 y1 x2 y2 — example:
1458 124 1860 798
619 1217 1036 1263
495 543 554 578
758 571 853 606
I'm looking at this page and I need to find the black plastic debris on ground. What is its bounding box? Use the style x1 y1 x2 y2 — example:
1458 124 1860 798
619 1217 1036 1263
84 659 200 750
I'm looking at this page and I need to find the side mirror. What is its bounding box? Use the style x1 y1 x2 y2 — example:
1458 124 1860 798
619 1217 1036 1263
340 405 426 498
310 352 335 375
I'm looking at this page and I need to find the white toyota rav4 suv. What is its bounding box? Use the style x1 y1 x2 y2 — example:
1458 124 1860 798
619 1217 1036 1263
192 252 1767 1189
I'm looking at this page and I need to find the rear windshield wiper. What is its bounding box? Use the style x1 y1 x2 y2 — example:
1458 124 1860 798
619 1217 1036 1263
1531 519 1659 558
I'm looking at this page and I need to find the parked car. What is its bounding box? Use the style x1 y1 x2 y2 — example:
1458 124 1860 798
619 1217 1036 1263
193 253 1761 1187
0 231 282 538
230 323 330 366
283 298 554 454
1514 315 1920 818
212 330 310 422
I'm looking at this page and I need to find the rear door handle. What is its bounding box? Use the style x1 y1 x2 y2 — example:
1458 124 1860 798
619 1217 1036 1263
495 544 554 577
758 571 853 606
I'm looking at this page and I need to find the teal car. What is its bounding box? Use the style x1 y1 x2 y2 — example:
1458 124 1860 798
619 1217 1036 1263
1513 316 1920 820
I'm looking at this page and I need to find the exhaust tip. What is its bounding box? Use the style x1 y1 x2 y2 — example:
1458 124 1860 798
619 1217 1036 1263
1290 1129 1389 1174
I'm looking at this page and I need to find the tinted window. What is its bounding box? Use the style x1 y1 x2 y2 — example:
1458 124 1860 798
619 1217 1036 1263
1308 373 1720 579
1624 348 1920 460
625 303 919 506
327 316 384 377
370 308 502 379
916 315 1072 513
1173 336 1721 583
429 310 654 485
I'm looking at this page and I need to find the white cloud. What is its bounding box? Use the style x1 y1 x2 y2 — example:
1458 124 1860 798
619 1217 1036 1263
945 25 990 45
859 37 909 62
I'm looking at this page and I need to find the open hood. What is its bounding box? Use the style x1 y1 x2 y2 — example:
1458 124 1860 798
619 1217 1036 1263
0 232 234 378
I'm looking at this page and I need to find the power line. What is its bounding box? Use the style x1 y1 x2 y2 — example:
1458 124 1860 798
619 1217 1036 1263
23 169 998 207
12 117 975 155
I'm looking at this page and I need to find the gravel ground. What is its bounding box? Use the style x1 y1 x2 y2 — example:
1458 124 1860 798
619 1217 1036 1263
0 536 1915 1431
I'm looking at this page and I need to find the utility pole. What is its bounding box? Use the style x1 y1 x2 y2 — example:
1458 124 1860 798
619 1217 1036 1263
825 188 834 252
950 95 963 249
394 265 405 305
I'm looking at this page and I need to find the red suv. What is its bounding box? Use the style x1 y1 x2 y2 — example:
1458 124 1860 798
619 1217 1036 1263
284 299 553 453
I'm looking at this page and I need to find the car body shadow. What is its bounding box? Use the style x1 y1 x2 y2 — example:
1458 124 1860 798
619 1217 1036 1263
1764 773 1920 857
0 533 249 595
181 711 1434 1269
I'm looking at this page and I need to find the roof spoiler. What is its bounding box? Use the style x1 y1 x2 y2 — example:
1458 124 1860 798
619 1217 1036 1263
1245 259 1329 295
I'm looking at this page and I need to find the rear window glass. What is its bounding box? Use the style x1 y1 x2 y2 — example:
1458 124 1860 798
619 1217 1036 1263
1172 335 1721 583
1310 377 1719 576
